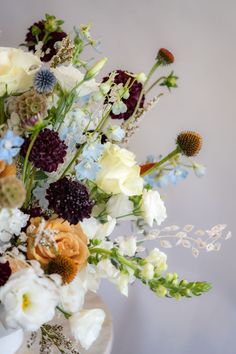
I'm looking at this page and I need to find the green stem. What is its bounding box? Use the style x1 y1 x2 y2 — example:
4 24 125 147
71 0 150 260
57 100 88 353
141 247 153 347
141 147 181 177
145 76 165 94
125 62 160 127
22 131 40 184
89 247 139 272
23 167 36 209
60 144 84 179
0 96 6 125
56 306 71 319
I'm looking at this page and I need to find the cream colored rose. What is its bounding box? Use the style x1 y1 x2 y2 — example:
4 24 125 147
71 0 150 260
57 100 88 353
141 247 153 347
0 47 41 96
52 65 98 96
96 143 143 196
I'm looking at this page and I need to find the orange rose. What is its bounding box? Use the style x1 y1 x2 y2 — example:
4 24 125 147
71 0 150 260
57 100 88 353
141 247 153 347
27 217 89 271
0 160 16 178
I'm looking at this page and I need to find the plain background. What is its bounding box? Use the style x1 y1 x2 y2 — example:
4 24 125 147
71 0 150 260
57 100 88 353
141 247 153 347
1 1 235 353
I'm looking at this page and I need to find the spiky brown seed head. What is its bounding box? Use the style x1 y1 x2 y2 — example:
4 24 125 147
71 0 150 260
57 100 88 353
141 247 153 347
0 176 26 208
176 131 202 157
47 255 78 284
156 48 175 65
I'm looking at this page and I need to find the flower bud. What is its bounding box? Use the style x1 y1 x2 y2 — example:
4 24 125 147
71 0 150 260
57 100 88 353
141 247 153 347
156 284 167 298
135 72 147 84
141 263 154 280
84 58 108 81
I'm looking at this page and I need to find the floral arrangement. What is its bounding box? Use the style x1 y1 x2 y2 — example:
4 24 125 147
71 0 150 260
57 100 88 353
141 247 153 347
0 14 230 353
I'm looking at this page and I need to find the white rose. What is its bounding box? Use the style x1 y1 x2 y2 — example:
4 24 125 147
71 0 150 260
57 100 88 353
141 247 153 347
146 248 167 274
96 143 143 196
0 268 59 331
69 309 105 350
106 194 135 220
141 263 155 280
81 216 116 240
141 189 167 227
53 65 98 96
117 235 137 257
59 276 86 314
0 47 41 96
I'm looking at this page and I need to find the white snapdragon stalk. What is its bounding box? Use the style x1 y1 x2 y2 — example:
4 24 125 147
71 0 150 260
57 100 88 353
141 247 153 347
141 263 155 280
106 194 135 220
141 189 167 227
146 248 168 274
117 236 137 257
69 309 105 350
97 259 119 279
0 268 59 331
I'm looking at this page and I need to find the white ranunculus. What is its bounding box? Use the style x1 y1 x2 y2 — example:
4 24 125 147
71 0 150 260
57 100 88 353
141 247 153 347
146 248 167 274
0 47 41 96
141 189 167 227
81 216 116 240
0 209 29 243
59 277 86 314
106 194 135 220
52 65 98 96
69 309 105 350
96 143 143 196
0 268 59 331
117 236 137 257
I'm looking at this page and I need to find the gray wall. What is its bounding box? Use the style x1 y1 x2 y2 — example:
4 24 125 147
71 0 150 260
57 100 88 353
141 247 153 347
1 1 235 353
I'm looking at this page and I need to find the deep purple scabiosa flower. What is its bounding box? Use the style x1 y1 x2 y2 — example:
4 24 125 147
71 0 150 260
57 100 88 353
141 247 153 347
34 67 56 93
25 20 67 62
20 129 67 173
0 261 11 286
46 177 93 224
103 70 145 120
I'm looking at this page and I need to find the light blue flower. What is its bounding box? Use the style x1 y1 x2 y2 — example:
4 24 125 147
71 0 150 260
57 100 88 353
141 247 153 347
0 130 24 164
193 163 206 177
106 125 125 142
82 141 104 161
168 166 188 185
75 159 100 181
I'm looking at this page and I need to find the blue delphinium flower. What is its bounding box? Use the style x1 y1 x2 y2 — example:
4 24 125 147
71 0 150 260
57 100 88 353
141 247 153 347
34 67 56 94
75 159 100 181
82 141 104 161
193 163 206 177
168 166 188 185
0 130 24 164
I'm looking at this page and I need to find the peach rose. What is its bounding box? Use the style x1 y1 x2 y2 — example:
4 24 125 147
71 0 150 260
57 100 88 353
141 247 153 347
27 217 89 271
0 160 16 178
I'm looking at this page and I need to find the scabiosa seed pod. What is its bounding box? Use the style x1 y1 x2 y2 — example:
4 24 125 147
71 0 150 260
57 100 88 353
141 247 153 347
20 128 67 173
0 261 12 286
103 70 145 120
25 21 67 62
0 176 26 208
47 255 78 284
176 131 202 157
8 91 47 129
34 67 56 94
156 48 175 65
46 177 93 224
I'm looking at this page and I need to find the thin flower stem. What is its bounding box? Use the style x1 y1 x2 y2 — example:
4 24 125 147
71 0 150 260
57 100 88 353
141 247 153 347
56 306 71 319
22 131 40 184
23 167 36 209
60 144 84 179
145 76 165 94
141 147 181 177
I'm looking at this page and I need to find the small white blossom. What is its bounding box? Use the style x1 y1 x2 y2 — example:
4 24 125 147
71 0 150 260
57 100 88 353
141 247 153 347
141 189 167 227
141 263 155 280
0 209 29 243
146 248 167 274
117 236 137 257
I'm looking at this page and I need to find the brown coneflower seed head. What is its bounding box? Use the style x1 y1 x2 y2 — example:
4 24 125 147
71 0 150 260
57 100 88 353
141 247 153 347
176 131 202 157
156 48 175 65
47 255 78 284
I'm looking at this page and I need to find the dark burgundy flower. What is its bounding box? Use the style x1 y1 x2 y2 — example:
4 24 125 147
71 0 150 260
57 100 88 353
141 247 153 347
0 261 12 286
103 70 145 120
20 129 67 173
25 21 67 62
46 177 93 224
